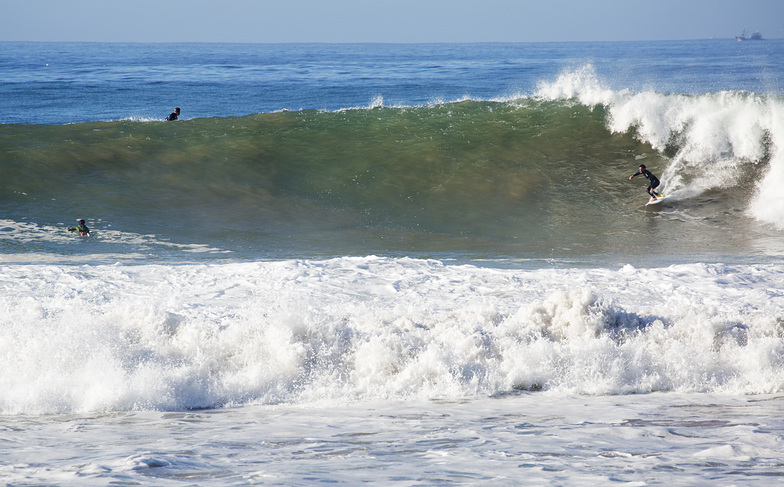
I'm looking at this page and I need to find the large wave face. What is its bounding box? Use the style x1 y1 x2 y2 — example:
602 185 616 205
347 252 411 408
1 66 783 261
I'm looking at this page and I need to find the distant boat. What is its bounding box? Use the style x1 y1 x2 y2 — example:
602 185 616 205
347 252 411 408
736 30 763 41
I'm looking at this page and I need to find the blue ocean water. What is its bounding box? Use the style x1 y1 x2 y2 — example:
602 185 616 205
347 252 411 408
2 40 784 485
2 40 782 125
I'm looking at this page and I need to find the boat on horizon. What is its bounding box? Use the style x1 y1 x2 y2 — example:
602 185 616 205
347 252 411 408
736 30 763 41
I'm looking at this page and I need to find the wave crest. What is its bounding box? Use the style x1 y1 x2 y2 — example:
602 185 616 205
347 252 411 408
538 64 784 228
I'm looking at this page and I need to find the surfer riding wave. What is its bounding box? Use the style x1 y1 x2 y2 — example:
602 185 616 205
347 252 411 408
629 164 662 200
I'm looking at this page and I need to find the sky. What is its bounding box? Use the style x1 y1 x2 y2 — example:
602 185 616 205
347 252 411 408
2 0 783 43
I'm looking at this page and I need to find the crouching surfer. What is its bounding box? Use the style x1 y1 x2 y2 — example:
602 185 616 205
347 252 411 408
628 164 662 200
68 218 90 237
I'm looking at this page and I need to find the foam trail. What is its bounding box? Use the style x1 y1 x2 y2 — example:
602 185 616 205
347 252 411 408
748 104 784 228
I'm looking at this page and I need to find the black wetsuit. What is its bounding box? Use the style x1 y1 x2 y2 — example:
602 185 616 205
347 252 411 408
631 169 660 196
166 112 178 121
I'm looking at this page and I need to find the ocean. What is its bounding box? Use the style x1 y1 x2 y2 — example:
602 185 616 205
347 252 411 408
1 39 784 485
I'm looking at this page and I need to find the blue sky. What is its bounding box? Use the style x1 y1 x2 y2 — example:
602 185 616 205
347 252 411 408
3 0 783 43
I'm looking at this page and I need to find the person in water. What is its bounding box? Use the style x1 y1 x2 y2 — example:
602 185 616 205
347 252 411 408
166 107 180 121
628 164 662 200
68 219 90 237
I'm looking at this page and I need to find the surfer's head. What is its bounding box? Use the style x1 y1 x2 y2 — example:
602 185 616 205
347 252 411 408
638 164 646 170
78 219 85 224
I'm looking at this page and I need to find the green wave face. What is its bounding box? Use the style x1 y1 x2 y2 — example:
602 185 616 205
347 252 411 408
0 98 778 261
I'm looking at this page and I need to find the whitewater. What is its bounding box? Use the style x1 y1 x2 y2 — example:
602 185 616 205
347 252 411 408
3 257 784 484
3 258 784 414
536 64 784 231
2 40 784 485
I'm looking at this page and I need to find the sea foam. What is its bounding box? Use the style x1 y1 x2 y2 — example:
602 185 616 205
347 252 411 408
2 257 782 415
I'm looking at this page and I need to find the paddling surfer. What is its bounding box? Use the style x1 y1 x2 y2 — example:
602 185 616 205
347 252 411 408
166 107 180 121
67 219 90 237
629 164 662 200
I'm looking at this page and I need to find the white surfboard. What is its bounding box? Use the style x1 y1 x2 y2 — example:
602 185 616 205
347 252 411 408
645 194 667 206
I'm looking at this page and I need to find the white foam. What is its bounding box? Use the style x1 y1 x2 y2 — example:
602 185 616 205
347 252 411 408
1 257 782 415
0 219 229 264
536 65 784 228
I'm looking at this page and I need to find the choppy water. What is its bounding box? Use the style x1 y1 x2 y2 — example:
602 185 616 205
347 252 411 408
1 40 784 485
4 394 784 485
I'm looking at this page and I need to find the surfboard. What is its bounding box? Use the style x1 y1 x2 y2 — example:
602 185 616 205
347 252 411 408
645 194 667 206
